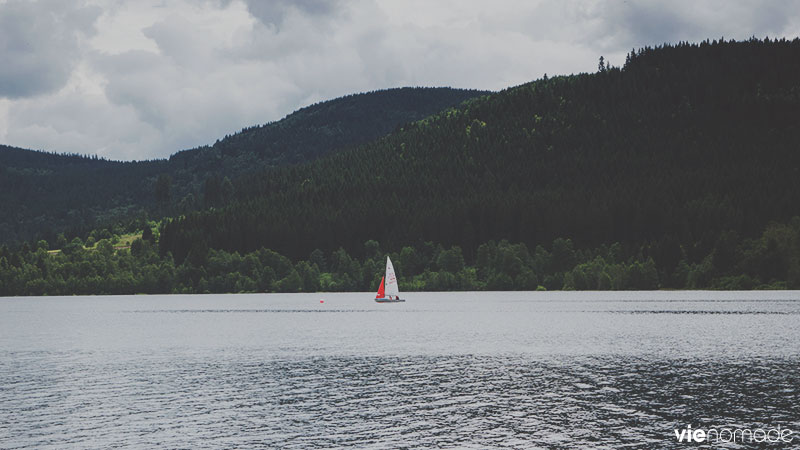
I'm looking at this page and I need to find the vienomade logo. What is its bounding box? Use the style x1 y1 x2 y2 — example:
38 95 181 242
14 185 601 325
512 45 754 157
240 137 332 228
674 424 794 445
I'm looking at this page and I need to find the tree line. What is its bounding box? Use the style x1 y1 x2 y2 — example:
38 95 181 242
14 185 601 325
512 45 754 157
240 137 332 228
1 216 797 296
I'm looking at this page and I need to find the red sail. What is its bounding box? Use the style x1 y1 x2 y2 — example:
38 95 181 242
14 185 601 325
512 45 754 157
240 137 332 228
375 276 385 298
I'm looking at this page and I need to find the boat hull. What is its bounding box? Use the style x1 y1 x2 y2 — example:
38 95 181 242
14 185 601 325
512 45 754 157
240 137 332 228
375 297 405 303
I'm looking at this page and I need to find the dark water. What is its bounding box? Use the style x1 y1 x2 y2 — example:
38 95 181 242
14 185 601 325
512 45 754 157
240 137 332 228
1 291 799 448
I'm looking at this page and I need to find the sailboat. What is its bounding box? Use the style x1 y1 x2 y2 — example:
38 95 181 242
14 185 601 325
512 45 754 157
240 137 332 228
375 256 405 303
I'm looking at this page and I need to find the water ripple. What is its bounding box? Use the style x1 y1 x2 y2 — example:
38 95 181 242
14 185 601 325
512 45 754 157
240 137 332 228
2 354 799 449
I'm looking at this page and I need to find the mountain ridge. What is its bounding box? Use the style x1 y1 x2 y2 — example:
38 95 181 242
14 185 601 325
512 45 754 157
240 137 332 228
3 38 800 295
0 87 489 244
160 38 800 272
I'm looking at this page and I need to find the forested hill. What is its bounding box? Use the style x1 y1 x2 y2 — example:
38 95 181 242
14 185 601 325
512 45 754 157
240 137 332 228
0 87 487 244
161 38 800 273
168 87 490 176
0 146 163 244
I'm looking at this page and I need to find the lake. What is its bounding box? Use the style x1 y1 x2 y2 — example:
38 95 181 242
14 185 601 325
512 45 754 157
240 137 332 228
1 291 799 448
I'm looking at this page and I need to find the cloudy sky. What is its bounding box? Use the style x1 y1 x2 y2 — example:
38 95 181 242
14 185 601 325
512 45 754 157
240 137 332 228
1 0 798 160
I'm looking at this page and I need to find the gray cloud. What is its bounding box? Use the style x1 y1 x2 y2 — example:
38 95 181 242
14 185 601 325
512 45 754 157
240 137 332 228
242 0 343 28
1 0 798 160
592 0 799 52
0 0 100 99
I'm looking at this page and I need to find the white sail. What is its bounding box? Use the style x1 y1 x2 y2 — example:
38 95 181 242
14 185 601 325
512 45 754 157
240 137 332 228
384 256 400 297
